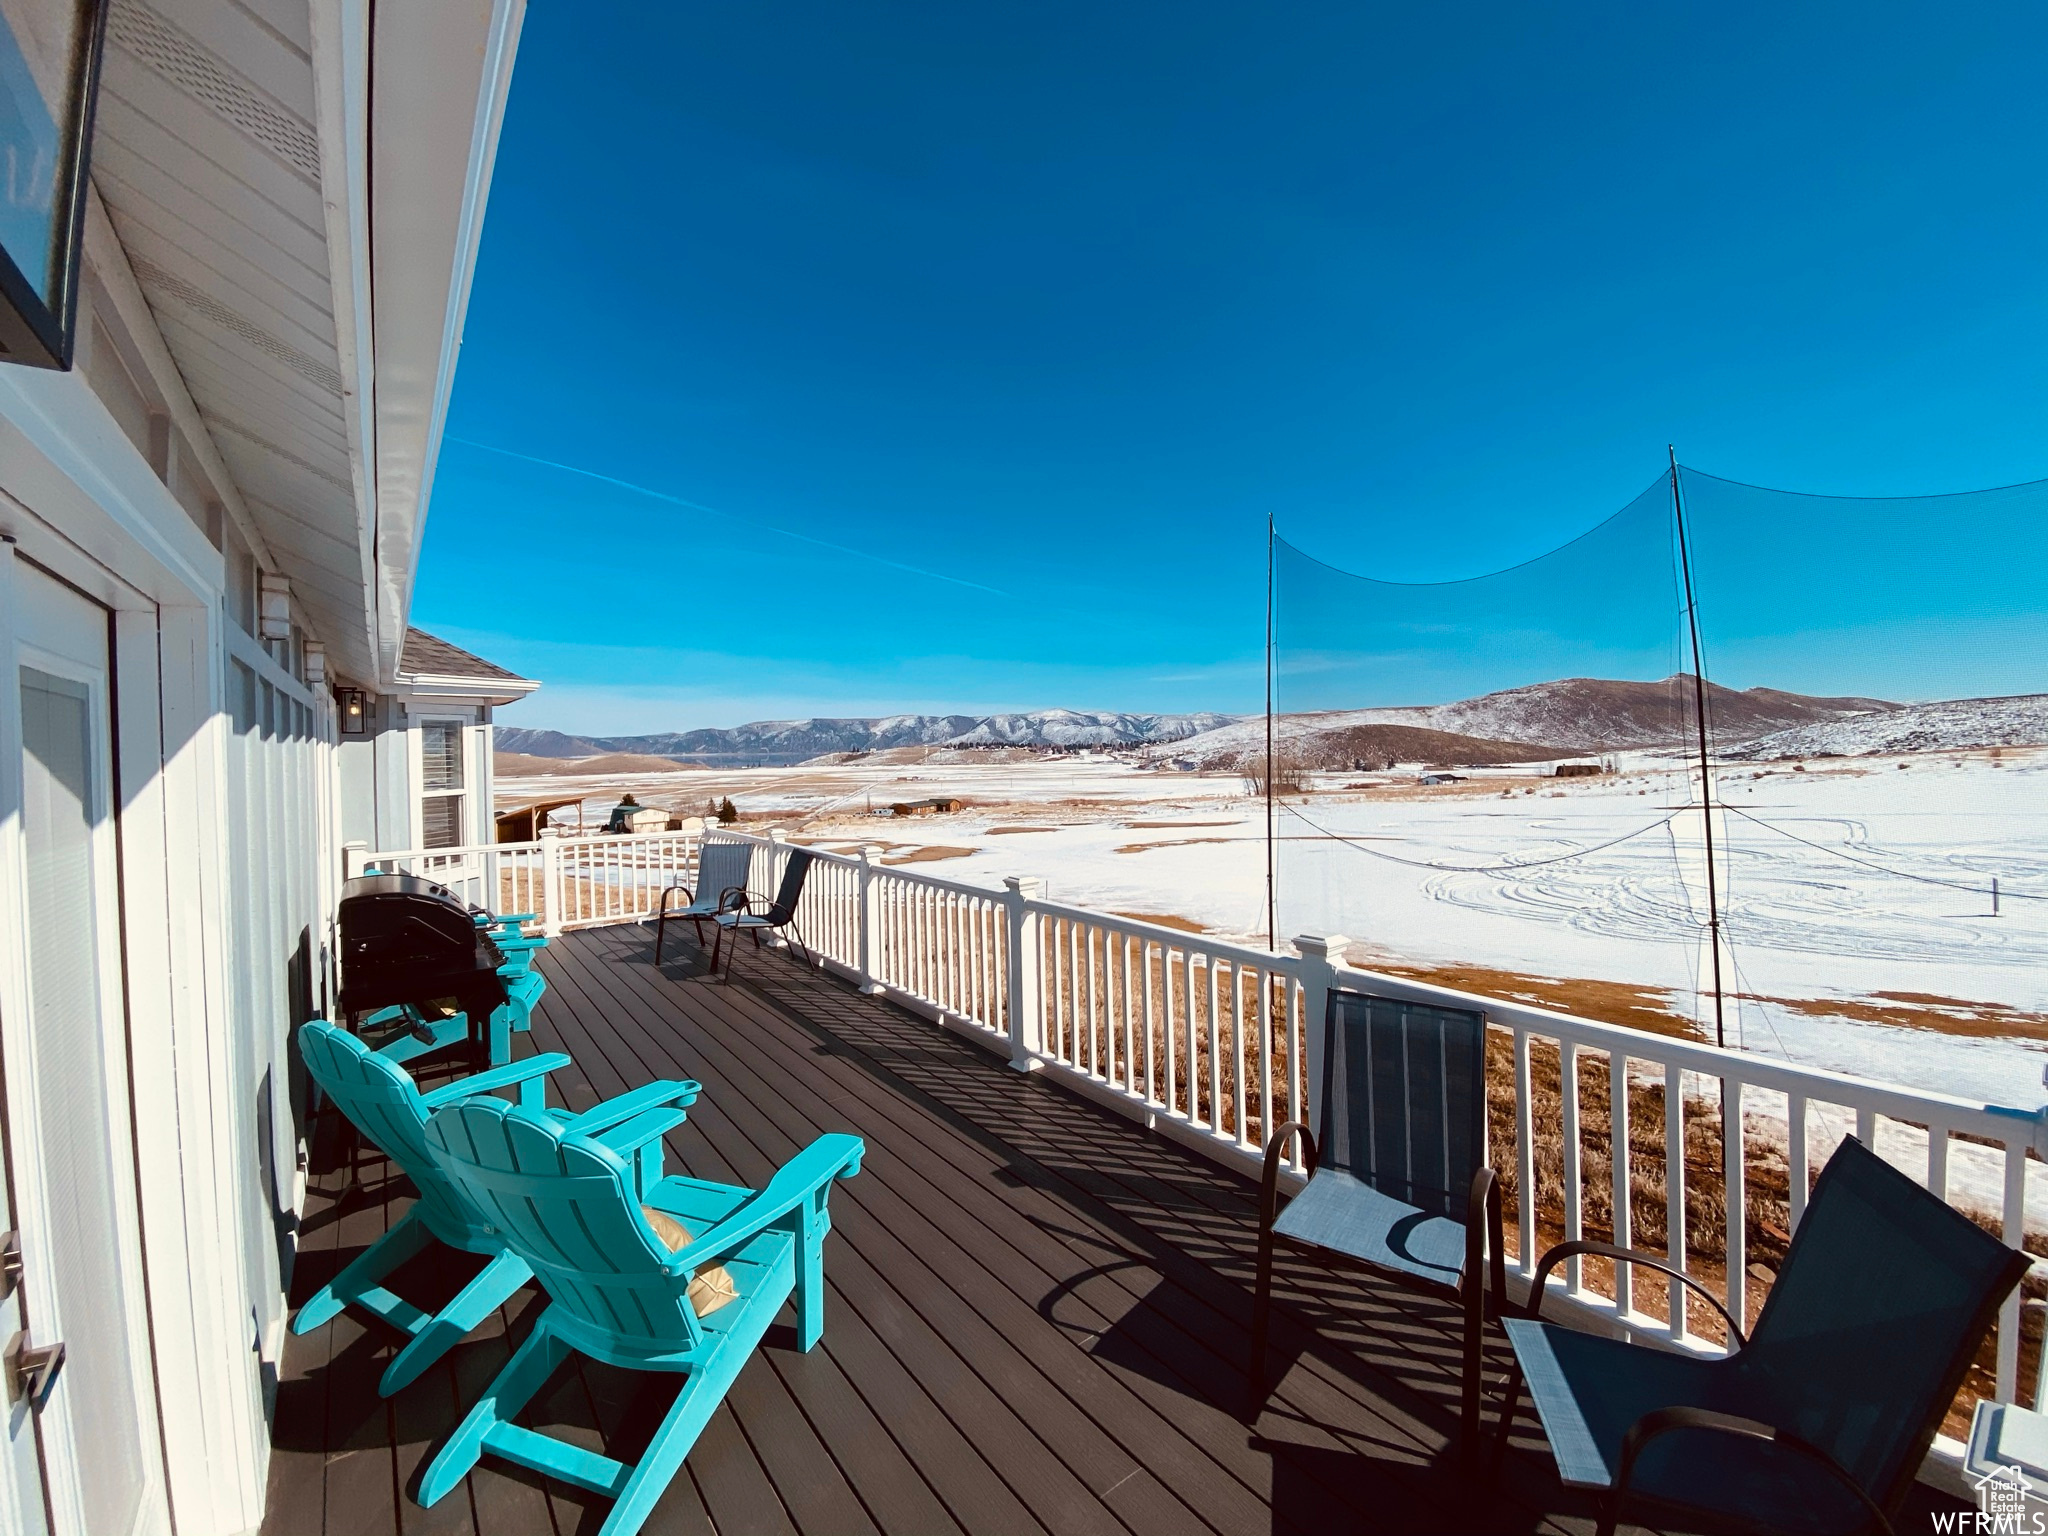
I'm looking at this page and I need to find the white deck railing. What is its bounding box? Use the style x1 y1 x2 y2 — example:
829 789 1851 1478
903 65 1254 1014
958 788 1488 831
351 824 2048 1447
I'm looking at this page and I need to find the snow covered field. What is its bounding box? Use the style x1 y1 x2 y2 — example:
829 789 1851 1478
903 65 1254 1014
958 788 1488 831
499 745 2048 1110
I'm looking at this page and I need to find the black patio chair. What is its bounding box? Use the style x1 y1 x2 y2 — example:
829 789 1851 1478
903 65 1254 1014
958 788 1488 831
654 840 753 963
709 847 817 977
1250 986 1505 1458
1494 1133 2029 1536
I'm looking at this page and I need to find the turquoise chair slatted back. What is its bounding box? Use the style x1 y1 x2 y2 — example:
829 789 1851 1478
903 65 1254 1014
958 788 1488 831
424 1096 706 1353
299 1020 492 1246
1320 988 1487 1222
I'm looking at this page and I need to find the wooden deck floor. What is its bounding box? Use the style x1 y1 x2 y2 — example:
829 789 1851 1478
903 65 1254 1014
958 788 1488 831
261 925 1961 1535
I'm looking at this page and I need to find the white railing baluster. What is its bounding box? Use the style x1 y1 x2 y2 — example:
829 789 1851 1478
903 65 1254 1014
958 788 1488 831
1514 1028 1535 1273
1666 1062 1687 1341
1610 1048 1631 1318
1081 925 1097 1081
1723 1078 1745 1335
2000 1144 2027 1401
1120 933 1135 1092
1787 1092 1809 1231
1196 950 1212 1130
1256 966 1273 1149
1560 1039 1582 1294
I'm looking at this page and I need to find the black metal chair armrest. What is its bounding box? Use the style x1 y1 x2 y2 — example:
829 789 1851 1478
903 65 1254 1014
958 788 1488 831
1526 1239 1747 1349
1606 1406 1892 1536
716 884 753 914
1258 1121 1318 1235
1466 1167 1508 1319
657 883 697 917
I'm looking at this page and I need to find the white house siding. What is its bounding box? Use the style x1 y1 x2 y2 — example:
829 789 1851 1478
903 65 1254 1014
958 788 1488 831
0 391 329 1533
0 214 341 1536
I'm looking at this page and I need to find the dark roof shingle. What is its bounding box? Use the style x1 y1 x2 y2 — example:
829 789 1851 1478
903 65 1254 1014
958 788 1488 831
400 627 531 684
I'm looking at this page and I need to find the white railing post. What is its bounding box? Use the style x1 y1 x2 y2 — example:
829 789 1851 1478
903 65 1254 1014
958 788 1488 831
1004 877 1047 1072
1293 935 1348 1141
342 840 370 879
857 844 885 993
540 828 564 936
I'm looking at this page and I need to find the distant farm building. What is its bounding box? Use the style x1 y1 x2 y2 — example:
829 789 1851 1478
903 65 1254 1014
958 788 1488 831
887 796 964 817
1555 762 1605 778
495 796 583 842
606 794 678 833
1418 773 1464 786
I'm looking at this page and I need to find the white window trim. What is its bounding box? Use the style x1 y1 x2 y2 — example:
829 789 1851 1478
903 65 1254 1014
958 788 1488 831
410 712 474 851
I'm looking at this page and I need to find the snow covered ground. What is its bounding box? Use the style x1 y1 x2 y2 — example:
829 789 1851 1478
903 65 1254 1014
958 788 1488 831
499 745 2048 1110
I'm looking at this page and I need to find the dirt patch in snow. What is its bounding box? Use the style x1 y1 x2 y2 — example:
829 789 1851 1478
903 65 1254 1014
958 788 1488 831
881 846 979 865
1742 991 2048 1042
1109 910 1209 934
1362 960 1703 1042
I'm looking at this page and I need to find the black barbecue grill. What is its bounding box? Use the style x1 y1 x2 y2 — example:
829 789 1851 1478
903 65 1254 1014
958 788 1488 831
336 873 508 1049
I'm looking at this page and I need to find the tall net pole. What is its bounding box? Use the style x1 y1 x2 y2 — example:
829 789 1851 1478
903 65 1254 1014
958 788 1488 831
1670 447 1727 1048
1265 510 1277 952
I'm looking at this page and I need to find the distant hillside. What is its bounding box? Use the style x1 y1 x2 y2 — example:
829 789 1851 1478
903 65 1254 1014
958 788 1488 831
496 709 1240 766
1169 677 1897 766
1723 694 2048 759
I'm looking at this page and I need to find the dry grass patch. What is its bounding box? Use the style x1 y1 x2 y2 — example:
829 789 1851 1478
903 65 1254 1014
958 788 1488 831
1743 991 2048 1042
881 845 978 865
1110 910 1209 934
1370 961 1702 1042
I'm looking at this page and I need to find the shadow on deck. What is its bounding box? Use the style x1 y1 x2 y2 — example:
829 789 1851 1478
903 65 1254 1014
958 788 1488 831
261 924 1965 1535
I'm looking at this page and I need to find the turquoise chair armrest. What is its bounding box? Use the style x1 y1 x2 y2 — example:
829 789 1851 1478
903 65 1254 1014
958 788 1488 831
562 1079 702 1138
591 1108 690 1159
663 1134 865 1274
420 1052 573 1111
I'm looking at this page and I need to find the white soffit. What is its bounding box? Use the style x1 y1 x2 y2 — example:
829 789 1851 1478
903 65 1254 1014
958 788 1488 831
89 0 525 687
368 0 524 688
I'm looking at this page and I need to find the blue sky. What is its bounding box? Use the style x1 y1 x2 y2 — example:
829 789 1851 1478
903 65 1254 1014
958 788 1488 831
416 3 2048 733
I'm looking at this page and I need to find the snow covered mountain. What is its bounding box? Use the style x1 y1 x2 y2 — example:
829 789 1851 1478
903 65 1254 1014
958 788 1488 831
497 710 1240 765
1722 694 2048 759
1166 677 1897 766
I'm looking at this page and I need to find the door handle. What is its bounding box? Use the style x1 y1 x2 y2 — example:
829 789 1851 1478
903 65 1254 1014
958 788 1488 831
4 1331 63 1409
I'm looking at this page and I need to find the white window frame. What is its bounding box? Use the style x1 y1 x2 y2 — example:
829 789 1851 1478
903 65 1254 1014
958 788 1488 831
411 713 473 852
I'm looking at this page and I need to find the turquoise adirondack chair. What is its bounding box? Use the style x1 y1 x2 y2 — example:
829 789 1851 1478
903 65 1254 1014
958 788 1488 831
295 1021 701 1395
417 1096 864 1536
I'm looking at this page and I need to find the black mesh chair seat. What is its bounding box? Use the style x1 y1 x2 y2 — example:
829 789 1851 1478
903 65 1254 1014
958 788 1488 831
1270 1167 1467 1286
1251 986 1505 1459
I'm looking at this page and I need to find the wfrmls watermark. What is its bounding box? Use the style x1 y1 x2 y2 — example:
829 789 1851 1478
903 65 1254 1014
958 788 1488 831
1931 1464 2046 1534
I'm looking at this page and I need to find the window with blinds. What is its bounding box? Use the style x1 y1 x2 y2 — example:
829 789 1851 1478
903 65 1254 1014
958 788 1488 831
420 722 466 849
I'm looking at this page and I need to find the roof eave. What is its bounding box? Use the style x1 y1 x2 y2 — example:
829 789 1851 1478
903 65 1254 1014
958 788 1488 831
362 0 527 690
395 671 539 707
